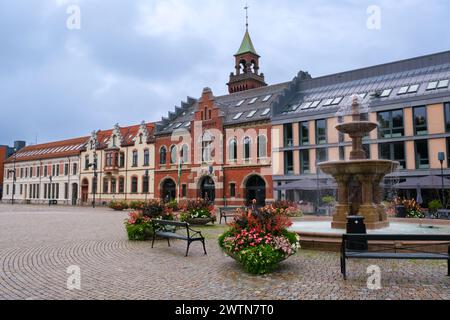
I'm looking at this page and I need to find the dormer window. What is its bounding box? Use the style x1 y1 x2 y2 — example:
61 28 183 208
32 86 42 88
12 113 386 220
139 134 143 144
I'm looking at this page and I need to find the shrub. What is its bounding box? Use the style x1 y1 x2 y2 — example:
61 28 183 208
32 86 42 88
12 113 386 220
428 200 443 214
271 201 303 217
322 196 336 206
392 197 425 219
237 245 285 275
129 200 146 211
180 198 216 222
108 200 128 211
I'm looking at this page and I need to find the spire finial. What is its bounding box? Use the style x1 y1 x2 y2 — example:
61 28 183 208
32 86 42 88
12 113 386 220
244 2 249 30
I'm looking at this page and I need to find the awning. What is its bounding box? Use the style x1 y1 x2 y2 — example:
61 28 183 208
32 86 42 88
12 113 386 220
394 175 450 190
275 179 337 191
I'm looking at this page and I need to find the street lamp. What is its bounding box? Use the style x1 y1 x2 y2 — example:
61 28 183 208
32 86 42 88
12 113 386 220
8 148 17 205
144 169 149 203
438 152 446 208
87 152 98 208
49 175 53 205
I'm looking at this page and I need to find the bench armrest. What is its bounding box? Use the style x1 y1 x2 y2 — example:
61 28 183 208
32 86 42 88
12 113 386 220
188 226 204 238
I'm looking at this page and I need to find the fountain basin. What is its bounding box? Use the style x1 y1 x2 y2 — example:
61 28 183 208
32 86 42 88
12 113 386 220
319 159 397 175
335 121 378 135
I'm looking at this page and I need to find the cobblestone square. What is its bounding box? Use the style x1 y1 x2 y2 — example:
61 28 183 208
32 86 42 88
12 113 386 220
0 204 449 300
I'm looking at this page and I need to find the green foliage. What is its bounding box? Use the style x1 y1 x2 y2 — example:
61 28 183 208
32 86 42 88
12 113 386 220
428 200 443 213
108 200 129 211
281 230 299 245
125 222 153 241
237 245 284 275
129 201 146 211
322 196 335 205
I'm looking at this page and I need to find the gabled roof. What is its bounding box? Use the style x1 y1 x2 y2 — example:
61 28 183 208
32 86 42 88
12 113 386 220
5 137 88 163
235 30 258 56
94 123 155 149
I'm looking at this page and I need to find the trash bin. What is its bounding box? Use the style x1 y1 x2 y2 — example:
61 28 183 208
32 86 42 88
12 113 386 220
395 205 406 218
346 216 368 251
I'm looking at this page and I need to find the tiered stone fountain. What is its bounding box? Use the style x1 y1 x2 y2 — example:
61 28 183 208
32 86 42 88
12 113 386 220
319 95 399 230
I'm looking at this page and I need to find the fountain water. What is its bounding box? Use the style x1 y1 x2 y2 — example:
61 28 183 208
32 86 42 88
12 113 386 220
319 95 399 230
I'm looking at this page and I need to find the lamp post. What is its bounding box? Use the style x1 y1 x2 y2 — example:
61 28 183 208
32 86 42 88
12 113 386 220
88 152 98 208
438 152 446 208
49 175 53 205
8 148 17 205
144 169 149 203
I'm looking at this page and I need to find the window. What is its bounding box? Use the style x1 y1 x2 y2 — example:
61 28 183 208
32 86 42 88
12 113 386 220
85 155 89 170
284 151 294 175
243 137 251 160
230 183 236 198
229 139 237 161
181 184 187 198
262 95 272 102
103 178 109 194
64 183 69 200
339 146 345 161
72 163 77 175
247 110 257 118
377 110 404 138
310 100 321 109
438 79 449 89
257 135 267 158
44 165 48 177
235 100 245 107
144 149 150 166
380 89 392 98
363 144 371 159
445 103 450 132
299 122 309 146
413 106 427 135
323 98 333 106
37 166 40 177
139 134 143 144
316 119 327 145
261 108 270 116
92 177 98 194
233 112 243 120
132 150 138 167
427 81 438 91
142 175 149 193
181 144 189 163
415 140 429 169
284 123 293 147
160 147 169 166
397 86 409 95
131 177 138 193
119 177 125 194
331 97 343 105
300 150 310 174
408 84 420 93
106 152 114 167
202 134 213 163
119 152 125 168
316 148 328 163
56 165 59 176
111 178 117 194
170 146 177 164
64 164 69 176
447 139 450 168
248 97 258 104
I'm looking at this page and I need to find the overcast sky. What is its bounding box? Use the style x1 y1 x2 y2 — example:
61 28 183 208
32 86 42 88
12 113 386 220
1 0 450 145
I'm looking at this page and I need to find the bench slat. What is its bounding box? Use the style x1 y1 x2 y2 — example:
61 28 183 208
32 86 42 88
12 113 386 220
346 252 450 260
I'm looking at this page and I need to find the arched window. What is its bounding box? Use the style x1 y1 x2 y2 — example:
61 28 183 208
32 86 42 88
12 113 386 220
243 137 251 160
257 135 267 158
131 176 138 193
170 145 177 164
112 135 117 147
118 177 125 193
181 144 189 163
229 138 237 161
160 146 167 165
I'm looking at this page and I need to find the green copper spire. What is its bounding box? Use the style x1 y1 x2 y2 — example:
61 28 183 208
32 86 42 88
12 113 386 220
236 30 258 56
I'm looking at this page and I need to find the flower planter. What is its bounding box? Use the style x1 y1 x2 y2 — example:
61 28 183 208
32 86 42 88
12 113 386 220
186 217 214 225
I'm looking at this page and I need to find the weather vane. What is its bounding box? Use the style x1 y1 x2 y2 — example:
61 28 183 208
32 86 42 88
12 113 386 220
244 2 249 30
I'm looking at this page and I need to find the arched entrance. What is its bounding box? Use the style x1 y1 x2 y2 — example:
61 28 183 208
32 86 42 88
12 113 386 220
245 175 266 206
71 183 78 206
161 179 176 202
81 179 89 204
200 176 215 202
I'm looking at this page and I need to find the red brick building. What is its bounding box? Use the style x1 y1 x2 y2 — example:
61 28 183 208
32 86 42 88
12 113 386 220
154 28 289 206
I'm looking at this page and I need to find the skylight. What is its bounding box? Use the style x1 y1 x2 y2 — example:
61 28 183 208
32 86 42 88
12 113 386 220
262 94 272 102
236 100 245 107
408 84 420 93
248 97 258 105
323 98 333 106
301 102 312 110
184 122 191 127
331 97 343 105
173 123 182 129
247 110 257 118
438 79 449 89
380 89 392 97
233 112 243 120
310 100 321 108
426 81 438 91
261 108 270 116
397 86 409 95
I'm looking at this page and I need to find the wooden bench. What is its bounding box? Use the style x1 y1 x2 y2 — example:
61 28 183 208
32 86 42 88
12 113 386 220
151 220 207 257
219 207 245 224
341 234 450 280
